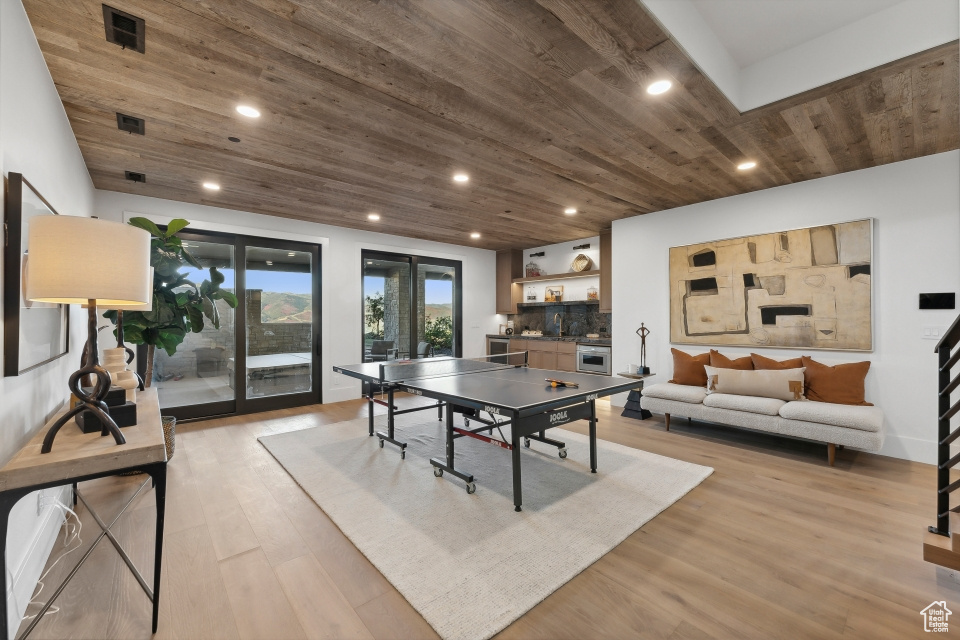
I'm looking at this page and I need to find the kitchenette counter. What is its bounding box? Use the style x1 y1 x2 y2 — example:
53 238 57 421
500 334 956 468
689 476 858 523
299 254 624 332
487 334 611 346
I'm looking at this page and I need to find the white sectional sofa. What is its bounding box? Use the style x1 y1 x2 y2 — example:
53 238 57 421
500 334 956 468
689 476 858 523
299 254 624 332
639 382 884 465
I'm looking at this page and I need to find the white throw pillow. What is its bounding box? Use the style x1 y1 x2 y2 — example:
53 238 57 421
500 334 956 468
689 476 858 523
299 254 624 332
703 366 806 402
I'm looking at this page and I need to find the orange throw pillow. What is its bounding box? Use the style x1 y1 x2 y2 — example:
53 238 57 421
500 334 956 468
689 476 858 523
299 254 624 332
709 349 754 370
751 353 804 370
669 349 710 387
801 357 872 406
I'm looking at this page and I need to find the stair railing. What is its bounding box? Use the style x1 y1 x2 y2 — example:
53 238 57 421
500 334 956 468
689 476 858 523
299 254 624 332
931 313 960 537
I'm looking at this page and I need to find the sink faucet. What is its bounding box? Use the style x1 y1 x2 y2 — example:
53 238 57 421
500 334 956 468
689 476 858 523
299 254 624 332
554 312 563 337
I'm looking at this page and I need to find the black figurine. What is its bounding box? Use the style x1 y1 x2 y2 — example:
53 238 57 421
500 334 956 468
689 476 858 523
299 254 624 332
635 323 651 374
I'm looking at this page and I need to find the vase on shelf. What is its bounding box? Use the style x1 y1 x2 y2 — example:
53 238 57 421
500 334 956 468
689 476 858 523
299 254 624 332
526 286 537 302
587 286 598 301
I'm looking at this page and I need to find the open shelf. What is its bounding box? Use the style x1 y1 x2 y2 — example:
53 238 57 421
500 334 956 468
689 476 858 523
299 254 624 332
512 269 600 284
517 300 600 308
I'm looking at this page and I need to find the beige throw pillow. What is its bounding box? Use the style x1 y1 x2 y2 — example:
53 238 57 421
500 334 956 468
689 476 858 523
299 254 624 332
704 366 806 402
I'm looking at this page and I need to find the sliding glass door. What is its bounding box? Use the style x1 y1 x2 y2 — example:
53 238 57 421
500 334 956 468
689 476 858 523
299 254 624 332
361 251 461 362
152 229 321 421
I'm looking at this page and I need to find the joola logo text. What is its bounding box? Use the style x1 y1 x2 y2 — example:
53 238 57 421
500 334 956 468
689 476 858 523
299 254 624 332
550 411 568 424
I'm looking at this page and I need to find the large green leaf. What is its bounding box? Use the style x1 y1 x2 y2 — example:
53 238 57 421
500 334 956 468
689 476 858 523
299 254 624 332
209 266 225 285
218 290 238 307
187 304 204 333
128 217 164 238
164 219 190 236
181 248 203 270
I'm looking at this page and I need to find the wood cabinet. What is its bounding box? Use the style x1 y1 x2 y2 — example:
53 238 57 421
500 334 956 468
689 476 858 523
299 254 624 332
600 229 612 313
556 341 576 372
496 249 523 314
509 338 580 372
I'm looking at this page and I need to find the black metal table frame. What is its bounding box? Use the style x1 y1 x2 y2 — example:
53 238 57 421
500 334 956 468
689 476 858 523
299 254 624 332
362 380 444 458
0 461 167 640
427 393 598 512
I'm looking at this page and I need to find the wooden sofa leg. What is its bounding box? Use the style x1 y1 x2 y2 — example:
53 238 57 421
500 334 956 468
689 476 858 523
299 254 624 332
664 413 670 432
827 443 836 467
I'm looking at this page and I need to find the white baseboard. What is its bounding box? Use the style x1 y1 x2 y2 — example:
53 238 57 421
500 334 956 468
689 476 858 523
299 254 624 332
6 486 72 639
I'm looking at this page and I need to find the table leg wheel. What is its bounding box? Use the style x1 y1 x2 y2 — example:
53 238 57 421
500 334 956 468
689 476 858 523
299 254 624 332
433 467 443 477
401 450 406 460
558 448 568 459
465 482 476 495
378 439 384 449
524 438 531 448
464 417 470 427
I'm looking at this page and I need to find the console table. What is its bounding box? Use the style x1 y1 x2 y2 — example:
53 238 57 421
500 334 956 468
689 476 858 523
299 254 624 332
616 372 655 420
0 388 167 640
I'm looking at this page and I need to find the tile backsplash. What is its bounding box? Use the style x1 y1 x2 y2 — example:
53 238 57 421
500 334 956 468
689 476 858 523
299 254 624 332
508 305 611 337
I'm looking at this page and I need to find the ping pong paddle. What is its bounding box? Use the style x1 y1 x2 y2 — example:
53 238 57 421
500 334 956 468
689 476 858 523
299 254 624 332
545 378 579 388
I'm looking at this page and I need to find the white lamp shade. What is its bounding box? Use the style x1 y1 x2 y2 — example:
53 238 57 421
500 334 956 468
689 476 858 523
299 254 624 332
107 267 155 311
26 216 151 306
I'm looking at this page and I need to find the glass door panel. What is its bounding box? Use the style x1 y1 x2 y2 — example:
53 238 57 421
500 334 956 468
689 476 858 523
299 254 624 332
418 263 456 357
244 246 314 398
362 255 411 361
154 239 236 413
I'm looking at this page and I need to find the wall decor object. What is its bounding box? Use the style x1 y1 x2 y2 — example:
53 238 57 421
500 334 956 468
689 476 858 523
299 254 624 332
3 173 70 376
525 261 542 277
669 219 873 351
636 323 650 374
587 286 599 301
571 254 592 272
526 286 538 301
544 286 564 302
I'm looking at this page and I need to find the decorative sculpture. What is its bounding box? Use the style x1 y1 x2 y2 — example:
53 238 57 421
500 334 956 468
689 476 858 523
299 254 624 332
635 323 650 374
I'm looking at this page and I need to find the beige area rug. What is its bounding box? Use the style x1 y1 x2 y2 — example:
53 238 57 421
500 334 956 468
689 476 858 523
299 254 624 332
259 413 713 640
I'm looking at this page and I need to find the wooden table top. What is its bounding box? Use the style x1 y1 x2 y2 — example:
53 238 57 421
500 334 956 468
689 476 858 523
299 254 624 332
0 388 166 492
616 372 656 380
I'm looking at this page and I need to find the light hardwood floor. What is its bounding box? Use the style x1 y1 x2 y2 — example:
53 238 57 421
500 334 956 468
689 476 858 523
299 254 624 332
15 397 957 639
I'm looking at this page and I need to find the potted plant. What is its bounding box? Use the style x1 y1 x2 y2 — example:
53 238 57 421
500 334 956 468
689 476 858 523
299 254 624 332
103 217 238 457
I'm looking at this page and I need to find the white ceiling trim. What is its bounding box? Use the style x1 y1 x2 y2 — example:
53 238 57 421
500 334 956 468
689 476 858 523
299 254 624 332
639 0 959 113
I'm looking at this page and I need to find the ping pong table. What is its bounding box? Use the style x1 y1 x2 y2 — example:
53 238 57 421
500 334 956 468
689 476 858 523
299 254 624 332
333 354 639 511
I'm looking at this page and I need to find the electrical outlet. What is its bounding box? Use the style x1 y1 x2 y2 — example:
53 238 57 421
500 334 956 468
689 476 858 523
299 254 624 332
924 326 945 340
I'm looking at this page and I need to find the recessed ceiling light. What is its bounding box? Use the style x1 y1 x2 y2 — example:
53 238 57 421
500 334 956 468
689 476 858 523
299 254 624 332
367 261 374 265
470 232 481 239
646 80 672 95
236 105 260 118
737 161 757 171
287 252 295 256
367 213 381 221
564 208 577 215
202 182 220 190
266 260 273 265
228 136 241 143
453 173 469 183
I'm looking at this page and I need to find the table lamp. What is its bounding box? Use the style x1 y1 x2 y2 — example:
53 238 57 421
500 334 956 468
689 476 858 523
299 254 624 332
26 216 151 453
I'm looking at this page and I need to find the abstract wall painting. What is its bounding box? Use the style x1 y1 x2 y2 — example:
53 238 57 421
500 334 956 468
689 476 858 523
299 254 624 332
669 219 873 351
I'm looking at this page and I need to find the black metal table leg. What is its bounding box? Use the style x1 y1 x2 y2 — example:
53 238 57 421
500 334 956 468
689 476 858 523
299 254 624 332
429 402 474 487
437 400 443 420
589 400 598 473
367 387 375 436
387 387 395 440
149 463 166 633
512 413 523 511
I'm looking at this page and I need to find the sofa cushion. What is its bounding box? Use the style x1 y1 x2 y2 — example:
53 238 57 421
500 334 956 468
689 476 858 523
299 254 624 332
779 400 884 433
801 357 872 406
703 393 785 416
642 382 708 404
752 353 804 370
704 366 806 402
709 349 753 370
668 349 709 387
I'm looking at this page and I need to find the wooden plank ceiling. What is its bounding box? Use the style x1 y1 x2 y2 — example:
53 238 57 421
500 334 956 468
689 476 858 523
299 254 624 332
22 0 960 250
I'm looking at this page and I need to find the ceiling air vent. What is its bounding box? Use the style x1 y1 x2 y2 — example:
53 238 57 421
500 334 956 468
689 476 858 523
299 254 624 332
102 5 145 53
116 113 145 135
124 171 146 183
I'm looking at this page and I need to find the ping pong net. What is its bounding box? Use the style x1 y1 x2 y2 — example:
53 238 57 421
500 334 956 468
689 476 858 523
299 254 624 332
378 352 528 383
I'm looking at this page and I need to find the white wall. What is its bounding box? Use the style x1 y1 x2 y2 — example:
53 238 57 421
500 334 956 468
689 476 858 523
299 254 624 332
93 191 498 403
1 1 95 634
612 151 960 464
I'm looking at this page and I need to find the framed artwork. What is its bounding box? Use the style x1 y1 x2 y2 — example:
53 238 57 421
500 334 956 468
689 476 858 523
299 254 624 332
545 286 564 302
669 219 873 351
3 173 70 376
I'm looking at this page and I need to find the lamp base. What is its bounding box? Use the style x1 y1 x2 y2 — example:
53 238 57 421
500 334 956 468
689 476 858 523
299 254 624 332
76 402 138 432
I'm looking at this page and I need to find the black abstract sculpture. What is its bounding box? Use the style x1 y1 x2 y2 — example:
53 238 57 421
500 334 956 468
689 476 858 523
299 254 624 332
635 323 651 374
